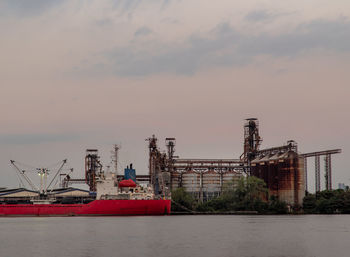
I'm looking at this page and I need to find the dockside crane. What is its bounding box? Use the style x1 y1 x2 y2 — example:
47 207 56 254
10 160 39 192
10 159 70 194
47 159 67 192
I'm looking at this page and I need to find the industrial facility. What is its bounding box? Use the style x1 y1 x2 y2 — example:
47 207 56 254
145 119 341 206
60 118 341 207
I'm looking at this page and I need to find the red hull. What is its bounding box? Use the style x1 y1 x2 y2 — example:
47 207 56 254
0 200 171 216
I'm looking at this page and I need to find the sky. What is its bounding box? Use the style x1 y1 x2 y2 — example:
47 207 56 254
0 0 349 192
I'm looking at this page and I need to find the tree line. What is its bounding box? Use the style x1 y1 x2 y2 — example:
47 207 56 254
303 189 350 214
171 176 288 214
171 176 350 214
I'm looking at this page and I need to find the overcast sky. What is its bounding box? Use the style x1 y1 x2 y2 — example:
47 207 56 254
0 0 349 192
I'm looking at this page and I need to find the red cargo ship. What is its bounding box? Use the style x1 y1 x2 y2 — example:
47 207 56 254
2 148 171 216
0 199 171 216
0 175 171 217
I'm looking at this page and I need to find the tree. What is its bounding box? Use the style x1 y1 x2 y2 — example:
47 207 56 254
303 194 317 213
219 176 269 212
171 188 196 212
245 176 268 202
268 195 288 214
231 176 268 210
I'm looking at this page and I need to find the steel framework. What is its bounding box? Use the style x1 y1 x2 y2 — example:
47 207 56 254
315 156 321 192
300 149 341 192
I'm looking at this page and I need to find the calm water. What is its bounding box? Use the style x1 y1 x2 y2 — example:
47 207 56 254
0 215 349 257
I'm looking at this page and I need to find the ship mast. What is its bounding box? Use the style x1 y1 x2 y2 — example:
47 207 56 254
113 144 119 175
112 144 120 186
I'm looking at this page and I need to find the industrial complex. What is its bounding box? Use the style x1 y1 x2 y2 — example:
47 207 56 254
62 118 341 206
145 119 341 206
4 119 341 208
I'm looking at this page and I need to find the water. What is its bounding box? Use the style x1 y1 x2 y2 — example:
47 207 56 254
0 215 349 257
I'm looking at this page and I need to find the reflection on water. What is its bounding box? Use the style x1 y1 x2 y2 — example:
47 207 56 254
0 215 349 257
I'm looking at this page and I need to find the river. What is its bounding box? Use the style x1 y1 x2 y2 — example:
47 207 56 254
0 215 349 257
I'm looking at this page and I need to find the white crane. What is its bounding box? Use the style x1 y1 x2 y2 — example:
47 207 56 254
10 159 68 194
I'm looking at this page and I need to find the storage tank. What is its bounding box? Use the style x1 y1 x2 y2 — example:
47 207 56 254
182 171 200 194
251 150 305 206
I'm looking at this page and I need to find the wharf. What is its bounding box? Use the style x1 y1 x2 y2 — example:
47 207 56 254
171 211 258 215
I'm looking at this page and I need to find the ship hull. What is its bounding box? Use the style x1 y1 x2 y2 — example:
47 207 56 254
0 199 171 216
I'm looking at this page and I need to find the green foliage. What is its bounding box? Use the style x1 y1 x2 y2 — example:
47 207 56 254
302 189 350 214
268 196 288 214
233 176 268 211
173 176 288 214
303 194 317 213
171 188 196 212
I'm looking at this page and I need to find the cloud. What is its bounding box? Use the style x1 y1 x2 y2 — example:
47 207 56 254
245 10 275 22
242 19 350 56
161 0 173 10
245 9 295 23
111 0 142 14
0 0 64 17
0 133 79 145
95 18 114 27
93 18 350 77
161 17 179 24
0 0 151 18
134 26 153 37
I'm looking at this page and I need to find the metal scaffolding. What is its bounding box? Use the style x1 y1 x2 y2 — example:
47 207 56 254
304 157 308 192
315 156 321 192
300 149 341 192
325 154 332 190
241 118 262 171
84 149 102 192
